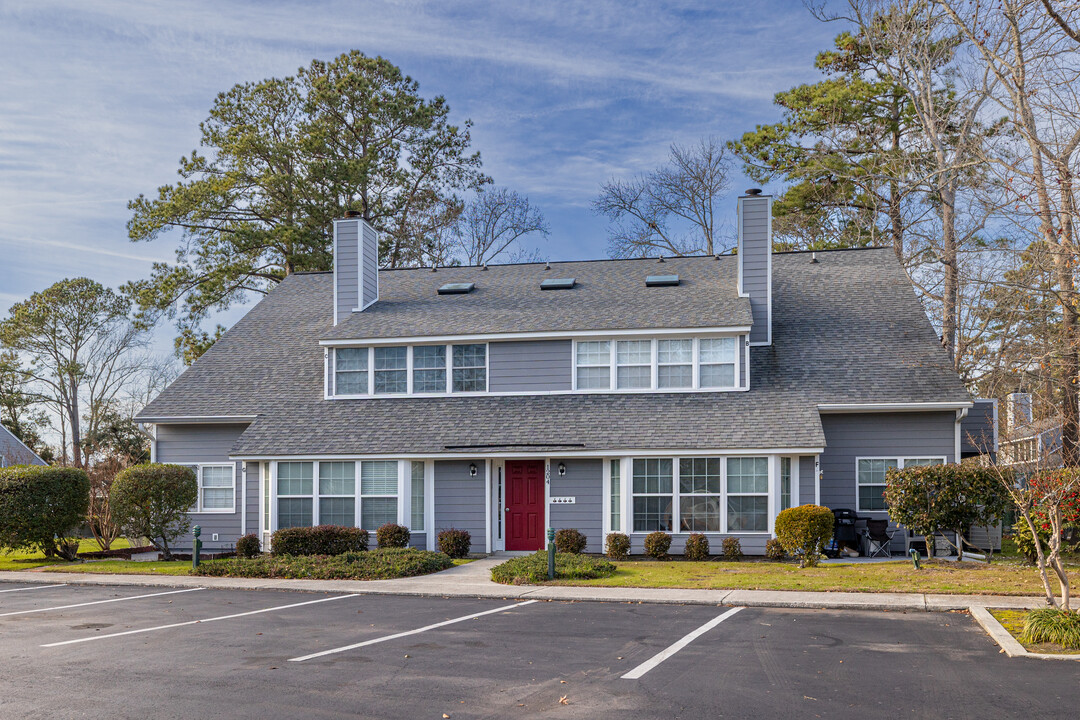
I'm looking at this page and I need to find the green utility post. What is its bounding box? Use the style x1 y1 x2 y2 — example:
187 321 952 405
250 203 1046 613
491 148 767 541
192 525 202 570
546 528 556 580
909 548 921 570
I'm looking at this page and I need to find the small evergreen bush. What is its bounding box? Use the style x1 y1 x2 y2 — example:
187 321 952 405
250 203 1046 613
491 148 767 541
643 531 671 559
438 528 471 558
684 533 710 560
765 538 786 561
271 525 368 556
376 523 411 549
721 536 743 561
490 551 616 584
0 465 90 560
111 463 198 560
554 528 587 554
235 533 261 559
605 532 630 560
775 505 835 567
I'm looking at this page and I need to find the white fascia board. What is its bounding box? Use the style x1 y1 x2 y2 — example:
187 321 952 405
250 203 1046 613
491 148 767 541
135 415 258 424
318 326 752 347
816 402 973 414
232 447 827 462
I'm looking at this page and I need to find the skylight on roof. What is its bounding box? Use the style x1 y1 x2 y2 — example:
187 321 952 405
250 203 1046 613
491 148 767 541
645 274 680 287
437 282 475 295
540 278 576 290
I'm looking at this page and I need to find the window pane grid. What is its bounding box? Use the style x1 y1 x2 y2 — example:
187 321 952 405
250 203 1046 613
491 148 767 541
277 462 313 496
373 346 407 394
336 348 368 395
319 497 354 527
318 461 355 496
413 345 446 393
610 459 621 533
616 340 651 389
361 461 398 495
361 498 398 530
410 461 425 531
452 344 486 392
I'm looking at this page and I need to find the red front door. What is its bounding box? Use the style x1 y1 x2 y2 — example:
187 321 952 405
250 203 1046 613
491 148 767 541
505 460 545 551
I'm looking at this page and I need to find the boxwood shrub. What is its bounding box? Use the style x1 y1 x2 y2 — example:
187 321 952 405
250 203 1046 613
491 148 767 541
605 532 630 560
490 551 616 584
271 525 368 556
721 537 743 561
765 538 786 561
0 465 90 560
438 528 471 558
236 533 261 559
643 531 671 559
196 548 452 580
775 505 834 568
554 528 587 554
376 523 411 549
111 463 198 560
684 533 710 560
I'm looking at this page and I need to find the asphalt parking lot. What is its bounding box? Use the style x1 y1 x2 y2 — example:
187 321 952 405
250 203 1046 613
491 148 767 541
0 582 1075 719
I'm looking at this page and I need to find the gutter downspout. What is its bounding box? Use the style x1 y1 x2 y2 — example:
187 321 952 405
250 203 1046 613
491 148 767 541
955 407 969 464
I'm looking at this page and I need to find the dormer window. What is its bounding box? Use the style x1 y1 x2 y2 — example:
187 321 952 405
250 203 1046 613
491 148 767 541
374 347 408 394
335 348 368 394
452 344 487 392
413 345 447 393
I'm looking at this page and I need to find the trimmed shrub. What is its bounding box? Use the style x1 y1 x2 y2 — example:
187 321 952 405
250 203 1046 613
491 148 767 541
775 505 835 568
554 528 587 554
490 551 616 584
197 548 452 580
438 528 471 558
1021 608 1080 650
0 465 90 560
376 523 411 549
765 538 786 561
605 532 630 560
721 536 743 561
271 525 368 556
643 531 671 559
684 533 710 560
235 533 261 559
111 463 198 560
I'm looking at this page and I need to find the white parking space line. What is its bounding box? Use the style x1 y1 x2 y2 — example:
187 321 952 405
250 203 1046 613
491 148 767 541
42 593 360 648
621 606 744 680
0 584 68 594
0 588 204 618
289 599 540 663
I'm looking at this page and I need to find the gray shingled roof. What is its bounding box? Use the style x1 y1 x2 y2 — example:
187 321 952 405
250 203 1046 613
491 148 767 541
321 255 752 339
136 248 970 456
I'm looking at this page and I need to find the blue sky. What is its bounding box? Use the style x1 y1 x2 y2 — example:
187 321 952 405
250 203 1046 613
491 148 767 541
0 1 842 350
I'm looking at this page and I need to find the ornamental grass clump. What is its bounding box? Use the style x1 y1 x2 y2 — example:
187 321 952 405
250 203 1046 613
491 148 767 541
605 532 630 560
775 505 835 568
1020 608 1080 650
554 528 588 554
490 551 616 584
643 531 671 559
684 533 710 560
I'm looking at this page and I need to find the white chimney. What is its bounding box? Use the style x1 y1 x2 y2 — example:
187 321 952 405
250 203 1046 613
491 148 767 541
737 189 772 345
333 212 380 324
1005 392 1032 432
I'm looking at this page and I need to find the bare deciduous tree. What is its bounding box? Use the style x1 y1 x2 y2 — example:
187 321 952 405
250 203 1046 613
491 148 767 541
456 187 548 266
594 138 732 258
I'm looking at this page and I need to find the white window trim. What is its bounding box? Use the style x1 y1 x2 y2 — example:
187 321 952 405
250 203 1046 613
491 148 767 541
317 461 357 527
572 336 742 393
275 461 315 528
854 456 947 513
189 462 236 514
615 339 653 390
725 457 771 534
331 344 490 398
358 460 401 530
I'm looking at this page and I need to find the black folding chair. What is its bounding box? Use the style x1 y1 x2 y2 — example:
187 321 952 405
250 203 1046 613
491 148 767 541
862 519 894 558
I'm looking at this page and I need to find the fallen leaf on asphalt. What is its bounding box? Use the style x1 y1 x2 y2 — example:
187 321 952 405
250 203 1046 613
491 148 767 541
559 696 569 705
560 680 567 684
443 714 450 718
404 655 409 658
804 696 817 701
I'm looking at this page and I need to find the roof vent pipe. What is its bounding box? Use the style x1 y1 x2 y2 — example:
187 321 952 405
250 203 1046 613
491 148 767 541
745 188 762 196
811 252 819 264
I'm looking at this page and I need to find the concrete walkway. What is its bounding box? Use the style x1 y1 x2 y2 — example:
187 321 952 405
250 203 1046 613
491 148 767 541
0 558 1047 612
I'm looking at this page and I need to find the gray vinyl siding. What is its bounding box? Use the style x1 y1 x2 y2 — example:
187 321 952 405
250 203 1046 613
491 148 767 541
155 423 249 551
362 222 379 308
0 426 46 466
799 455 816 505
740 195 771 344
488 340 572 392
961 399 996 458
548 459 603 553
335 220 359 322
434 459 487 552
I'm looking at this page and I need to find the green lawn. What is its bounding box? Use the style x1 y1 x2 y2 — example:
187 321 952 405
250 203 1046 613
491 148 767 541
990 609 1080 655
545 558 1080 596
0 538 132 572
45 560 192 576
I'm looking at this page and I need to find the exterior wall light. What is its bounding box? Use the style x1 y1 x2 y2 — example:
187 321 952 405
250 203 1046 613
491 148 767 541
469 463 477 476
557 462 566 476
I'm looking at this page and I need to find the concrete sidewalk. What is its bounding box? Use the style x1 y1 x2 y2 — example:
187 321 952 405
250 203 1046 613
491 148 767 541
0 557 1047 612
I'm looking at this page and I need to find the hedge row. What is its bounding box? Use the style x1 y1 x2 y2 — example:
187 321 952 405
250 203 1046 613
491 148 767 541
490 551 616 584
196 548 453 580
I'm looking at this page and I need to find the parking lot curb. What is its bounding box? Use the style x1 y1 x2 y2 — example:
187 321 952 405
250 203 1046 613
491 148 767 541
969 606 1080 661
0 570 1053 613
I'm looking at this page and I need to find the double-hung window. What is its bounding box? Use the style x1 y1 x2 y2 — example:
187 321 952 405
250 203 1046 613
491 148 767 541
410 461 425 531
726 457 768 531
452 344 486 392
335 348 368 394
857 457 943 512
632 459 673 532
413 346 447 393
658 339 693 389
318 462 356 526
360 461 399 529
374 347 408 394
699 338 737 388
277 462 314 529
194 464 235 513
616 340 652 389
679 458 721 531
576 341 611 389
